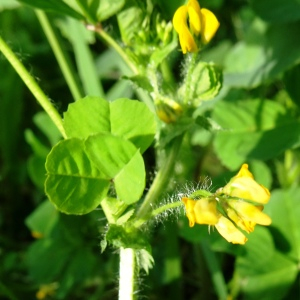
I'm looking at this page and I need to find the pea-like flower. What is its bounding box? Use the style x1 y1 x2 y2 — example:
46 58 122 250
173 0 219 54
182 164 272 245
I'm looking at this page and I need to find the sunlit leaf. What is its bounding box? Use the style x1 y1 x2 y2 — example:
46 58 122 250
224 19 300 88
45 138 110 214
64 96 156 153
110 98 156 153
212 99 300 169
85 134 145 204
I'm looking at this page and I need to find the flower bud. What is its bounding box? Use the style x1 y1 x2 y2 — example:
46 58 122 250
155 100 182 123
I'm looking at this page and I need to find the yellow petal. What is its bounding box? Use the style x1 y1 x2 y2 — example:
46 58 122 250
187 0 202 35
226 206 256 233
230 201 272 226
221 164 271 204
178 26 198 53
215 216 248 244
200 8 220 44
223 177 270 204
193 198 219 225
173 5 188 34
173 4 198 53
182 197 197 227
235 164 254 179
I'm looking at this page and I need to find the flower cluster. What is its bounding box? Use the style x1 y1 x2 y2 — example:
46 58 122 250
182 164 271 244
173 0 219 54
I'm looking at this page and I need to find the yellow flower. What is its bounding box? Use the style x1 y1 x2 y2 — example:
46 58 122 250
215 216 248 244
173 0 219 54
182 197 219 226
182 164 272 245
218 164 270 204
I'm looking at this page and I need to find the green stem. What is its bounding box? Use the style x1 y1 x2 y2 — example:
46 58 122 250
134 135 183 227
35 10 84 101
0 35 66 138
119 248 137 300
160 59 176 92
88 24 139 75
151 201 182 219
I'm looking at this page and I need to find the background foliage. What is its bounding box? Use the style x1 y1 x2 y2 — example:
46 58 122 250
1 0 300 299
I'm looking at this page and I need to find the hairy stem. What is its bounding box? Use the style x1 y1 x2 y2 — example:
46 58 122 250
134 135 183 227
119 248 137 300
0 35 66 138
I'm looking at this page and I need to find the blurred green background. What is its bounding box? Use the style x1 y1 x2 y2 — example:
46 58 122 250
1 0 300 299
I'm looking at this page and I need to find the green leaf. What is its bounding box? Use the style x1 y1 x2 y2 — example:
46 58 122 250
27 238 73 283
96 0 125 21
284 63 300 107
110 98 156 153
224 19 300 88
62 18 105 97
24 129 49 157
33 112 62 146
27 155 47 189
17 0 83 19
85 134 145 204
117 5 144 45
25 201 59 238
45 138 110 214
0 0 19 9
235 227 298 300
212 99 300 170
251 0 300 23
136 249 154 275
265 187 300 262
64 96 156 153
63 96 110 139
249 160 272 189
55 248 97 299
